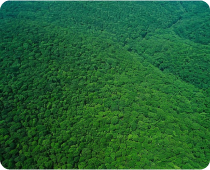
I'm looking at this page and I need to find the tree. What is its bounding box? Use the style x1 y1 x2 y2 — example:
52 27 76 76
111 116 119 125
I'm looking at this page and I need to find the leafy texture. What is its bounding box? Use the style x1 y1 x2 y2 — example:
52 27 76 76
0 1 210 169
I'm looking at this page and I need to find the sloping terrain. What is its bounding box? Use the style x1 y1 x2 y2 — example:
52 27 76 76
0 2 210 169
2 1 210 88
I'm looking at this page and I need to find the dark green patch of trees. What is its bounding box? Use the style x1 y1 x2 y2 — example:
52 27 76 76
0 1 210 169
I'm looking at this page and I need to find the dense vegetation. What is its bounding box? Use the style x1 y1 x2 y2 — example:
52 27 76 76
0 1 210 169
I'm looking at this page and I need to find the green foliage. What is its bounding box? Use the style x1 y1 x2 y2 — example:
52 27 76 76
111 116 119 125
0 1 210 169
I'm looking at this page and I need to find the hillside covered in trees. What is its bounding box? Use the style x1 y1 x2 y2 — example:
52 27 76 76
0 1 210 169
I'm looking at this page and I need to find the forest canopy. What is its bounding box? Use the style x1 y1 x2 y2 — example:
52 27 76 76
0 1 210 169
